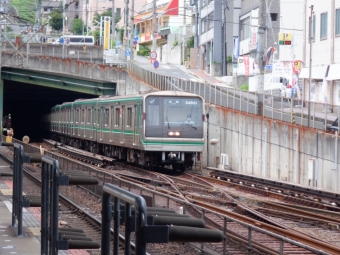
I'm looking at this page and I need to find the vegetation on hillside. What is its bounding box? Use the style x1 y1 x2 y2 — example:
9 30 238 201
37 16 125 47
10 0 38 24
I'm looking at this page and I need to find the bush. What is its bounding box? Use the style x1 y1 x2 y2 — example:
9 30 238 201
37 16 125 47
240 84 249 91
137 50 150 56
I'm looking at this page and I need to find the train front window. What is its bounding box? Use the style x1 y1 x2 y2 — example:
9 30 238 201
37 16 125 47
145 96 203 129
163 97 202 127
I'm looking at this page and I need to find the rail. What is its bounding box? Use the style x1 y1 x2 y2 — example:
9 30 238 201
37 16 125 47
1 138 336 254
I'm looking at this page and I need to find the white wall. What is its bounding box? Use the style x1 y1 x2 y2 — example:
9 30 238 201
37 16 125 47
279 0 305 61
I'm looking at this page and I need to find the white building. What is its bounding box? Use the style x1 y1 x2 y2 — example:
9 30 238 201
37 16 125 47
299 0 340 106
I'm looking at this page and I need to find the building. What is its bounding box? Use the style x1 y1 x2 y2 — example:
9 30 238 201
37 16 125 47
133 0 193 65
299 0 340 107
41 0 143 35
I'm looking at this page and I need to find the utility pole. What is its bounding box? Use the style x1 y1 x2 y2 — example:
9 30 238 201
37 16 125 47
256 0 266 75
124 0 129 60
86 0 89 35
308 5 314 128
182 0 186 65
152 0 157 51
62 0 65 58
194 1 198 48
112 0 115 40
130 0 134 60
221 1 225 76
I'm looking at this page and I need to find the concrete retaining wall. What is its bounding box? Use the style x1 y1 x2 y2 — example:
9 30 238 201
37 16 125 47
205 104 340 192
1 52 154 96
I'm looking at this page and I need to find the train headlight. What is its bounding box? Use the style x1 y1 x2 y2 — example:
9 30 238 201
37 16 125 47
168 131 181 137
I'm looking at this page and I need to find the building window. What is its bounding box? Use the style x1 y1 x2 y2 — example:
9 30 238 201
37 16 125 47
336 9 340 35
141 23 145 33
270 13 278 21
309 15 316 42
208 13 214 30
116 8 121 17
320 12 327 39
241 16 250 40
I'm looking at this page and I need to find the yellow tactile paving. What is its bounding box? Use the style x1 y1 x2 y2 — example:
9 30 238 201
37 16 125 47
0 189 12 195
28 227 41 236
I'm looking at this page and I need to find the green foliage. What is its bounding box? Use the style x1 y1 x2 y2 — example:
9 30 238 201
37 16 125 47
227 56 232 63
173 40 178 47
10 0 36 24
186 36 194 48
71 18 84 35
240 84 249 91
48 5 63 31
139 45 149 51
118 28 124 42
92 29 100 43
137 50 150 56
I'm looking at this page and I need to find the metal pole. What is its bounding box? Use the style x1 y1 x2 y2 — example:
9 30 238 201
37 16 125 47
221 2 225 76
194 1 198 48
336 130 338 192
307 5 314 127
130 0 134 60
62 0 65 59
125 0 129 61
112 0 115 40
86 0 89 35
256 0 266 74
308 5 314 127
152 0 157 51
263 127 267 178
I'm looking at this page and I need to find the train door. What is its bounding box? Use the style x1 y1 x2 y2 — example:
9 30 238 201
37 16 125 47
66 110 69 135
75 108 80 137
86 108 92 138
97 107 101 140
120 106 125 144
80 108 85 137
101 107 109 141
132 105 137 145
91 107 96 140
110 106 114 142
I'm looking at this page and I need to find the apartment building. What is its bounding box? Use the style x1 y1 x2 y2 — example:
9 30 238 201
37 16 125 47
299 0 340 106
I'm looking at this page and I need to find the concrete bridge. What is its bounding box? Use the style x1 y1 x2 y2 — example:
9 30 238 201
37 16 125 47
1 43 340 193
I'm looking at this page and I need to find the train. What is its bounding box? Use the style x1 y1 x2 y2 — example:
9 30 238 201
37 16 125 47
50 91 205 171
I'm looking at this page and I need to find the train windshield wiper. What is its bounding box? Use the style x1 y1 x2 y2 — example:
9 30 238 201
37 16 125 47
166 108 170 129
185 123 197 129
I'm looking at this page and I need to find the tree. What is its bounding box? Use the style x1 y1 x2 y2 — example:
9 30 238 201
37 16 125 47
71 18 84 35
92 10 121 34
49 6 63 31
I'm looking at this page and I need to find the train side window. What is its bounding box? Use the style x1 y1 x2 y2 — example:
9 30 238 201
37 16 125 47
103 108 110 127
127 107 132 127
115 108 120 127
76 109 80 124
81 108 85 124
111 107 114 128
87 108 91 124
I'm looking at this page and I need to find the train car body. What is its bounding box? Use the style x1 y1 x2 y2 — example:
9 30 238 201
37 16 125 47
51 91 205 171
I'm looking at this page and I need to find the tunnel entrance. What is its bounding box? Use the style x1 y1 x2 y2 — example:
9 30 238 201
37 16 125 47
4 80 96 142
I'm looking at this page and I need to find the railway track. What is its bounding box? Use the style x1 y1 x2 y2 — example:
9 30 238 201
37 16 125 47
5 138 340 254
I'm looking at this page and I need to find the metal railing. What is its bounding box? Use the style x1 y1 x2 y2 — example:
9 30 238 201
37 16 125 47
128 61 340 131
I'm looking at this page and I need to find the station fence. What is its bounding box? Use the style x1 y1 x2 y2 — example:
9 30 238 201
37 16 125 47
128 62 340 131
